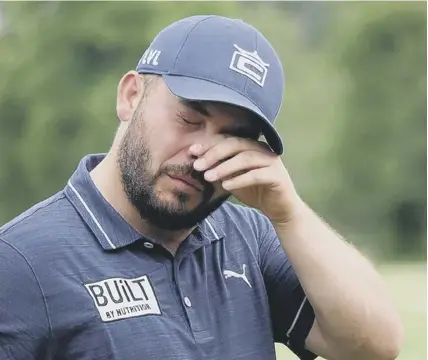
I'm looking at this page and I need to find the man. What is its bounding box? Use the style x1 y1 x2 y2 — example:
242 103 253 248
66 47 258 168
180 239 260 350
0 15 402 360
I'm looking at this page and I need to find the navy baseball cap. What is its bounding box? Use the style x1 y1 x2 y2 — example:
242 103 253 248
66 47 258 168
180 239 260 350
136 15 285 155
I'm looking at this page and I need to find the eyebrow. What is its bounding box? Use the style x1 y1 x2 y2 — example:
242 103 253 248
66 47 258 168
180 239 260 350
180 99 211 117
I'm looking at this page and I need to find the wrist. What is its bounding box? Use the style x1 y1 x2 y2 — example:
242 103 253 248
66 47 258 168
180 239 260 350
270 193 308 227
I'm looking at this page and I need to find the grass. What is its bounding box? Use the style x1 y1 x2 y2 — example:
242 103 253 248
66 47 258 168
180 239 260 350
274 262 427 360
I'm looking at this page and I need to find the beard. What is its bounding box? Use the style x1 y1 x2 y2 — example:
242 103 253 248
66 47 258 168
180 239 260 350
117 113 230 231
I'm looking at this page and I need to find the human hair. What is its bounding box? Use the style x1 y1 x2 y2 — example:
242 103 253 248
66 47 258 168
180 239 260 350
140 73 160 97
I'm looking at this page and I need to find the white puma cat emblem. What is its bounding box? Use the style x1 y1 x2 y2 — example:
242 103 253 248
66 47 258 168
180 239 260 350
223 264 252 288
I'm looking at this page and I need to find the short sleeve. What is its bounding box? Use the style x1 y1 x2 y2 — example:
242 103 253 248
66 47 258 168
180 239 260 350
258 216 317 360
0 238 51 359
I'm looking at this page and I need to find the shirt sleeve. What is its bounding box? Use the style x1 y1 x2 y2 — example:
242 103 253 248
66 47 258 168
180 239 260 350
257 215 317 360
0 238 51 360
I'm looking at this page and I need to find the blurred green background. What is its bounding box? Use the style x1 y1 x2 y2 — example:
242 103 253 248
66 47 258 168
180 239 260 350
0 1 426 359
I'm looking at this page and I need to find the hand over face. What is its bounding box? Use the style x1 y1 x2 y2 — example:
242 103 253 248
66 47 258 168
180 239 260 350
190 137 303 224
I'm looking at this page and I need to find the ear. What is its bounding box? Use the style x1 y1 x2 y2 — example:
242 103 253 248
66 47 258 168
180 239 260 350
116 71 145 124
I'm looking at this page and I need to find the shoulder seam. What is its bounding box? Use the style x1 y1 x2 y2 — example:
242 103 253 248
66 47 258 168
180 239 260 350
0 237 54 356
0 192 66 235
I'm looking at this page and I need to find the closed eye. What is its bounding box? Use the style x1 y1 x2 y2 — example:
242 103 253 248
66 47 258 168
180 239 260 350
177 112 202 126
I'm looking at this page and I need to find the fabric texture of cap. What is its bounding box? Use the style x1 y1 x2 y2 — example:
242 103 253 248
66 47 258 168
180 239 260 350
136 15 285 155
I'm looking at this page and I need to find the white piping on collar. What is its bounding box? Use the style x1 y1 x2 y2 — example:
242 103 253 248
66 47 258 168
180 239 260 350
205 218 220 240
68 180 116 250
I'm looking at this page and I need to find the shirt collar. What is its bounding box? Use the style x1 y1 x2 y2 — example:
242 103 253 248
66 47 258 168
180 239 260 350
64 154 225 251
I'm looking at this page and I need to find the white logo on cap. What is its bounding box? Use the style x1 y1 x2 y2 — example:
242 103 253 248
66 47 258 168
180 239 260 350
229 44 269 87
138 48 161 67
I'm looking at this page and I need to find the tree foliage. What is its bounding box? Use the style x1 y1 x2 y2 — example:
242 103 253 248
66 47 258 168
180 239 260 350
331 4 426 258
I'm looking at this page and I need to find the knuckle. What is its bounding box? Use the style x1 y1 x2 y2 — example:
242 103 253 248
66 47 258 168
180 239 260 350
238 151 252 163
252 171 264 182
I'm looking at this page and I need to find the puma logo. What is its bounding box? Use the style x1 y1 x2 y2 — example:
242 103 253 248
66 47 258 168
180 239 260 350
223 264 252 288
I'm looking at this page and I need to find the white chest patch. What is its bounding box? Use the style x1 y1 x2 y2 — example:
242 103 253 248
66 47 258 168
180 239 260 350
85 275 161 322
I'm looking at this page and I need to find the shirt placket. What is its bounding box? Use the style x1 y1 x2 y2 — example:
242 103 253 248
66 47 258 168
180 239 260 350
172 236 213 343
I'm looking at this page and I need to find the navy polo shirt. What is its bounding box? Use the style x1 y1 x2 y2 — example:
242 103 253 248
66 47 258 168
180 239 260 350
0 154 317 360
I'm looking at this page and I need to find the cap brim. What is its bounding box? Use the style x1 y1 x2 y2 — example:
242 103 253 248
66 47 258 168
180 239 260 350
162 74 284 155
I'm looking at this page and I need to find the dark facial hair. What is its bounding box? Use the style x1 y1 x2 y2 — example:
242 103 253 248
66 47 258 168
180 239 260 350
118 109 230 231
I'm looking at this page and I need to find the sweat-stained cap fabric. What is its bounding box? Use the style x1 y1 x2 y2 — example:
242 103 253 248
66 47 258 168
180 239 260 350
136 15 285 155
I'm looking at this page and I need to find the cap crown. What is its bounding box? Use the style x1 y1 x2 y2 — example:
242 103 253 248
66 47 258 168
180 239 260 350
136 15 285 123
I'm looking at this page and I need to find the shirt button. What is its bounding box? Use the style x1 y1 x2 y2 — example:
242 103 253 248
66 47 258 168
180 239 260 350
143 241 154 249
184 296 192 308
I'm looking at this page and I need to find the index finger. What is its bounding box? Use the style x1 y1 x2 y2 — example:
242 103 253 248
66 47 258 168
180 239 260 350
191 137 261 172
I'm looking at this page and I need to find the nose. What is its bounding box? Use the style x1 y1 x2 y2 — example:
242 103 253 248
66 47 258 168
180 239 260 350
186 144 199 161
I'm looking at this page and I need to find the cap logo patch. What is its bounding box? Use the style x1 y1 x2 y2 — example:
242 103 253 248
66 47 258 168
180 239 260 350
138 48 161 67
229 44 269 87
